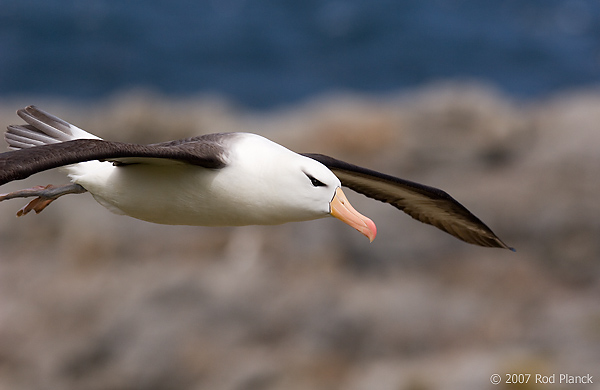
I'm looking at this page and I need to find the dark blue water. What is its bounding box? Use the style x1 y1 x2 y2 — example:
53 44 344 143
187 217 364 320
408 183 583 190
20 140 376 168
1 0 599 108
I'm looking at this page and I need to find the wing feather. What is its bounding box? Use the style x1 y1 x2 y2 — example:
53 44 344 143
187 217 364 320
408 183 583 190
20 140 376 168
0 137 229 186
303 153 513 250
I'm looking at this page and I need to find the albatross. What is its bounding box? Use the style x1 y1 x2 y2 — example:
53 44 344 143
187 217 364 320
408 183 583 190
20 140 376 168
0 106 513 250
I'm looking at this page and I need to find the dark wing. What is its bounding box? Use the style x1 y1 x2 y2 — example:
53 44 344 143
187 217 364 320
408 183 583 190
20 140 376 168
0 137 228 186
303 153 513 250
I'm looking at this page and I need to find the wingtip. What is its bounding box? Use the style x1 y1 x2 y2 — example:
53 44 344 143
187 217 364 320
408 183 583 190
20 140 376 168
496 239 515 252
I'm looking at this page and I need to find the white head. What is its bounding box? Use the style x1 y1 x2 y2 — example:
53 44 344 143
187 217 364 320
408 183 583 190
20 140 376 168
215 134 376 241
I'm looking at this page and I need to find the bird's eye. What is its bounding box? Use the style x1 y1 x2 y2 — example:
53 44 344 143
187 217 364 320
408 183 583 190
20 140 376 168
306 174 327 187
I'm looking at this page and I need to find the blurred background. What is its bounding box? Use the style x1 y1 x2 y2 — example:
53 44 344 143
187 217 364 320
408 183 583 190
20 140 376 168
0 1 599 389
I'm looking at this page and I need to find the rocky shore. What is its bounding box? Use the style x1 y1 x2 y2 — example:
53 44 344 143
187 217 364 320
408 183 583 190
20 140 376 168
0 82 598 389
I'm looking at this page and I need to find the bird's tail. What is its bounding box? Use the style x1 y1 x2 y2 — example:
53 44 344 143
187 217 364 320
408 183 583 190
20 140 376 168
5 105 100 150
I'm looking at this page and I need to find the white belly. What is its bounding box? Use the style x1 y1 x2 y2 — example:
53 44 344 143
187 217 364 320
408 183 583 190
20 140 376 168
68 160 318 226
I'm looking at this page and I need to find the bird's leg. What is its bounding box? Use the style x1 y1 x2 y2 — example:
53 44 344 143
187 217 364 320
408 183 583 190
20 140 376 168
0 183 88 216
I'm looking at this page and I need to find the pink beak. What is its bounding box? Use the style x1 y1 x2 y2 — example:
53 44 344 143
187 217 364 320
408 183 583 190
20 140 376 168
329 187 377 242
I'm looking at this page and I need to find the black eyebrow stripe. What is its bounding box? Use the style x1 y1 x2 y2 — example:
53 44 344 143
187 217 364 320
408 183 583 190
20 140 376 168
304 172 327 187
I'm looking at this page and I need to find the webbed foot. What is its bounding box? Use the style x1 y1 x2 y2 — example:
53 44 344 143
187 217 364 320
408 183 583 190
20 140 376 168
0 183 87 216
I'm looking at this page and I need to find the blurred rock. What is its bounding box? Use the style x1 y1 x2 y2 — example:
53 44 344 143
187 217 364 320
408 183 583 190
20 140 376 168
0 83 599 390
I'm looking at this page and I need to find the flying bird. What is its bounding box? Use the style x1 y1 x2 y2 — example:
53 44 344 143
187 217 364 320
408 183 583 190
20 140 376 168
0 106 513 250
